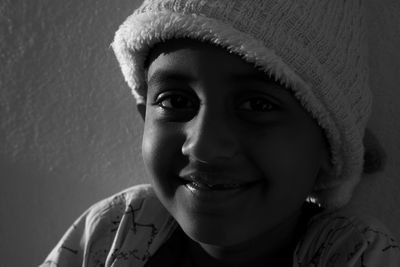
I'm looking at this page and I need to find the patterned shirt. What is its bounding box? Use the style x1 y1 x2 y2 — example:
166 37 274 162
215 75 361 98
39 184 400 267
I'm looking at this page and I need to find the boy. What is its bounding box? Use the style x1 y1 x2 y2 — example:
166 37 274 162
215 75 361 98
41 0 400 266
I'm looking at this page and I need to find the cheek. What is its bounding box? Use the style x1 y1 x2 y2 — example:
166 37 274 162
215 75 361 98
278 140 322 178
250 127 324 194
141 119 184 196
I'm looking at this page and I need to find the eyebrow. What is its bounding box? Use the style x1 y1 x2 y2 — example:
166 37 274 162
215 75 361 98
147 69 195 86
147 69 283 88
229 72 278 84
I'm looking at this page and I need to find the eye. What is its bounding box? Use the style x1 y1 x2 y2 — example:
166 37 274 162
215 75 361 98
155 92 197 110
238 97 276 112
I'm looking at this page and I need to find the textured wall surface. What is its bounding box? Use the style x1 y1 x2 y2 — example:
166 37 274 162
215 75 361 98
347 0 400 235
0 0 399 266
0 0 145 265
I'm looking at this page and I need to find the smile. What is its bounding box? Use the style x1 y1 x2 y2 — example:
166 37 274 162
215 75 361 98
179 178 263 207
177 172 264 211
178 172 264 202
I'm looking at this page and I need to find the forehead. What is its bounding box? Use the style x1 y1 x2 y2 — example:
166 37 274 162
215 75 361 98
145 38 270 83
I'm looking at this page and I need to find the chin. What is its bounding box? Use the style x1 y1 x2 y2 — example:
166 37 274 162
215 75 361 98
177 213 244 247
188 229 237 247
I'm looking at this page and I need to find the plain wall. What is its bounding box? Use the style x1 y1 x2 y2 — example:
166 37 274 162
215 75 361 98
0 1 399 266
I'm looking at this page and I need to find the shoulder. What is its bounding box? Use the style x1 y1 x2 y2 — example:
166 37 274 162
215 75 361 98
85 183 159 226
295 209 400 267
41 184 177 267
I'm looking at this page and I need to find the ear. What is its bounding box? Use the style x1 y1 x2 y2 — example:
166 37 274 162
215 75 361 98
137 103 146 121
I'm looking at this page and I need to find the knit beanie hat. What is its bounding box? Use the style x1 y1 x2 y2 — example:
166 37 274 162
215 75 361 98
112 0 371 209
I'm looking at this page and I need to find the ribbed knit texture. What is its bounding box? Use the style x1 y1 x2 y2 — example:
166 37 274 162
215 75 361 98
112 0 371 209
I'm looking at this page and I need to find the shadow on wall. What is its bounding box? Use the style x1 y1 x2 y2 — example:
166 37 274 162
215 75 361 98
0 156 78 265
0 153 144 266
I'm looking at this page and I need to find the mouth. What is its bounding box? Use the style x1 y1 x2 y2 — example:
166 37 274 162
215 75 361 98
177 172 264 210
180 173 261 192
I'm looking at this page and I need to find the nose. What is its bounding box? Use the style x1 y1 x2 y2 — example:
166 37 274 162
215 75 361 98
181 107 239 163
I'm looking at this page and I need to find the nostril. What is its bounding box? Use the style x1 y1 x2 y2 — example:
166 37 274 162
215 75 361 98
181 111 239 162
181 134 238 163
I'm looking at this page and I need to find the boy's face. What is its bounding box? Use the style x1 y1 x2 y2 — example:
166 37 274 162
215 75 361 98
141 39 330 247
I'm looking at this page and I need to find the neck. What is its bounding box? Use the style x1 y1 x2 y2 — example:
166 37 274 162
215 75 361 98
186 211 302 267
